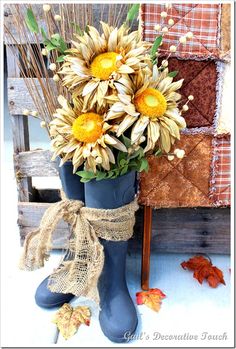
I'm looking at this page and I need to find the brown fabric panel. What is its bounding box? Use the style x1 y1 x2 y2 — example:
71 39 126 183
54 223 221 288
221 4 231 54
168 58 209 85
176 136 212 195
168 59 217 128
138 135 213 208
140 169 212 208
181 62 217 124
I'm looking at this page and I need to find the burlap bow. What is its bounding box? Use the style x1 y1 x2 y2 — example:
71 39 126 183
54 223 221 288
19 198 139 303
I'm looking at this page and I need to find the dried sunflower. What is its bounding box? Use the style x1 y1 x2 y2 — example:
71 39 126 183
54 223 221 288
59 22 150 110
105 67 186 153
50 96 127 173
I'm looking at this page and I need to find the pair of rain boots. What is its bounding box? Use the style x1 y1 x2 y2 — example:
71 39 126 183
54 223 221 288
35 162 138 343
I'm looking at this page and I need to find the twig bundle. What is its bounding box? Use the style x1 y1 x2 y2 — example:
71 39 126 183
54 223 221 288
4 4 130 130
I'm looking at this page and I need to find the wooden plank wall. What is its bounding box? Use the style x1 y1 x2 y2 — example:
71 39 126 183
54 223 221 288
17 201 230 254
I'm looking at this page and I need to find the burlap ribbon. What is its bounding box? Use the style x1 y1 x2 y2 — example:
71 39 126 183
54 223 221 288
19 198 139 303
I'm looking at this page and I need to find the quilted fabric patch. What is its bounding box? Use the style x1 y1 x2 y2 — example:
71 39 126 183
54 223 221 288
220 4 231 59
140 3 221 59
139 134 213 208
167 58 217 129
210 136 231 206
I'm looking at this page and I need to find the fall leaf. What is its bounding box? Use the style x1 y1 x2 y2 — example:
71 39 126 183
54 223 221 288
136 288 166 312
52 303 91 340
181 255 226 288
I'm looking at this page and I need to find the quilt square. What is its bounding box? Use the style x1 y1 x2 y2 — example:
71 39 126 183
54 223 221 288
220 4 231 58
138 134 213 208
210 136 231 206
140 3 221 59
167 58 217 129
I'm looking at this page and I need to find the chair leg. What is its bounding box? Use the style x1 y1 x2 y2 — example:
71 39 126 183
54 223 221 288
141 206 152 290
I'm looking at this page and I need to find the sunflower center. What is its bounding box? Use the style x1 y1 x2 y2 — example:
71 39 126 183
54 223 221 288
90 52 120 80
134 88 167 118
72 113 103 143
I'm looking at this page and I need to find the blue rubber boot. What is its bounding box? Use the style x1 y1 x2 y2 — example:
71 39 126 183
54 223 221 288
35 160 84 308
98 240 138 343
85 171 138 343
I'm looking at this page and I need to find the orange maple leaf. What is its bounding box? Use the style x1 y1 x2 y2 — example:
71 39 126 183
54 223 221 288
136 288 166 312
181 256 226 288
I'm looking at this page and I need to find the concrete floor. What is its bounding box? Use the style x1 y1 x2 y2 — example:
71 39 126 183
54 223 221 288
1 142 234 347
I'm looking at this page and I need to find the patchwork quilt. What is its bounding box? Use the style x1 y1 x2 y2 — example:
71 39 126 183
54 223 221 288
139 3 231 208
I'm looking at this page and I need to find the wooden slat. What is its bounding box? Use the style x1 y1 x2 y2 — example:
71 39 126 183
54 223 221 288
6 46 20 78
133 207 231 254
18 202 230 254
18 202 67 228
11 114 34 201
8 78 56 114
14 149 58 177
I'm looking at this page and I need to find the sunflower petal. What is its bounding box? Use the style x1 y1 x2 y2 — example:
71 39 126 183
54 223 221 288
117 114 138 137
131 116 149 144
104 134 118 145
108 28 118 51
166 79 184 93
163 118 180 139
157 77 173 94
165 91 182 102
165 109 186 129
144 125 155 153
160 126 171 153
105 147 115 164
117 64 135 74
82 80 99 97
80 43 93 62
125 57 140 66
149 120 160 143
123 104 139 117
101 21 113 41
108 136 127 152
99 147 110 171
118 94 132 105
73 155 84 173
110 102 125 113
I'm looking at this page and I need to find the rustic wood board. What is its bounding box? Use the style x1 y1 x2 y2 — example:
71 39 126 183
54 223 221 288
14 149 58 177
8 78 56 114
18 202 70 248
18 202 230 254
11 114 35 201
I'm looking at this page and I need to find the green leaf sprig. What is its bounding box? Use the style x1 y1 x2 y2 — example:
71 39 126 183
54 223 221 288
25 8 68 62
150 36 163 65
168 70 179 78
25 8 39 33
126 4 140 22
76 136 149 183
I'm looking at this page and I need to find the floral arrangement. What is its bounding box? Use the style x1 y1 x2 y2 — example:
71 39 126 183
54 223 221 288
6 4 194 182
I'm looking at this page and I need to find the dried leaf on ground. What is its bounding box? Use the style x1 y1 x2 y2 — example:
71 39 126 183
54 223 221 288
136 288 166 312
181 255 226 288
52 303 91 340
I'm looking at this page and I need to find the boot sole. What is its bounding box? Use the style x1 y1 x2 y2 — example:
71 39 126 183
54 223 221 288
100 318 138 343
